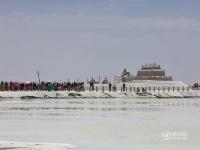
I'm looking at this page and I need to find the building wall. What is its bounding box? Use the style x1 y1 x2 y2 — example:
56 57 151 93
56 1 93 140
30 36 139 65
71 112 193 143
137 70 166 77
133 76 172 81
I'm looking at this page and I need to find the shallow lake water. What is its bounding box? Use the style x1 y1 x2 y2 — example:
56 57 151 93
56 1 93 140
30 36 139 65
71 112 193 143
0 98 199 150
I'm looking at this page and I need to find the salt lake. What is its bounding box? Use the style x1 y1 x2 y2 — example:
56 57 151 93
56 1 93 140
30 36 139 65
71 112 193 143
0 98 199 150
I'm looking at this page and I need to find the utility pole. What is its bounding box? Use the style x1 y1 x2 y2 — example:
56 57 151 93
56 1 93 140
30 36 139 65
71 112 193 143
99 76 101 83
36 70 41 84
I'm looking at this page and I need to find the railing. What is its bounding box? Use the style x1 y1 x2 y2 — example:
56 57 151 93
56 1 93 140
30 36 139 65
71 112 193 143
84 85 195 93
0 84 198 93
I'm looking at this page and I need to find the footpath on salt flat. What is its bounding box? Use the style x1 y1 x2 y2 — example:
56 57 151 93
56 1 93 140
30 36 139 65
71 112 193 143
0 90 200 99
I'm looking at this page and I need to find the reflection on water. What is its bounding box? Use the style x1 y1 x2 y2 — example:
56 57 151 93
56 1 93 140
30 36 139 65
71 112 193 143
0 98 199 150
0 98 199 118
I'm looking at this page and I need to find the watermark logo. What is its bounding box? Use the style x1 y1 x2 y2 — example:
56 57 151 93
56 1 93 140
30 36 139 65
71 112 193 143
162 131 188 141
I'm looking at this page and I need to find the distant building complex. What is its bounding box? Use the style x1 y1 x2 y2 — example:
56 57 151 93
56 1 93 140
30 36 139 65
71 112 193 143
119 63 173 82
87 63 173 84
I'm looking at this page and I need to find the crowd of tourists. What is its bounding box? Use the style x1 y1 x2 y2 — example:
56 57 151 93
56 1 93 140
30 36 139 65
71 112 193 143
193 83 200 89
0 81 84 91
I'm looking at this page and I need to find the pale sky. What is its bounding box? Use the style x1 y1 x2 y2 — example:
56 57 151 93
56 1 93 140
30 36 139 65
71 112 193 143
0 0 200 84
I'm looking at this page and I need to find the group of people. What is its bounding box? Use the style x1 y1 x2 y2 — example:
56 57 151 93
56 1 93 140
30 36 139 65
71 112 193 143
0 81 85 91
193 83 200 89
